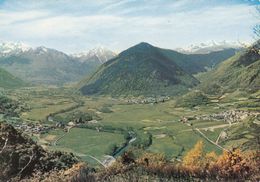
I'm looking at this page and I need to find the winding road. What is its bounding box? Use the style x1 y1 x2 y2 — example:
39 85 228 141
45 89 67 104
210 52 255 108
181 123 238 132
53 126 75 146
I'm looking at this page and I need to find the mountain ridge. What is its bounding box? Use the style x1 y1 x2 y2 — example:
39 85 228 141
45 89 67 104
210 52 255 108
80 42 200 96
0 43 116 85
175 40 242 54
72 46 116 63
198 41 260 93
0 41 237 86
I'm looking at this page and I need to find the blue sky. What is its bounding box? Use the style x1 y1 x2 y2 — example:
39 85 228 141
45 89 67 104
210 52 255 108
0 0 259 53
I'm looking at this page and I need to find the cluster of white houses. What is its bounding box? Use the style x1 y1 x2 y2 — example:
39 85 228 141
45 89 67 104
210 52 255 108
196 110 258 123
14 123 52 134
126 96 170 104
179 110 259 124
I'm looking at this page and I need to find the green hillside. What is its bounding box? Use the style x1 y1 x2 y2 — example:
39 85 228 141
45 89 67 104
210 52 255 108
160 48 237 74
80 42 199 96
198 41 260 93
0 67 26 88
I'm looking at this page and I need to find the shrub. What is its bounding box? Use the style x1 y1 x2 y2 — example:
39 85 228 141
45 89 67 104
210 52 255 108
213 149 260 179
106 143 119 156
132 132 152 149
99 107 113 113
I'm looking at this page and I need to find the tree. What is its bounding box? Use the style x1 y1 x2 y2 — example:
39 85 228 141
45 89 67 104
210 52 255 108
182 141 219 173
182 140 204 170
204 151 218 168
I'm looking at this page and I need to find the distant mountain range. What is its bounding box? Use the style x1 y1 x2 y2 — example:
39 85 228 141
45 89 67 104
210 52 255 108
0 41 239 88
175 41 242 54
0 42 116 85
0 42 31 57
79 42 238 96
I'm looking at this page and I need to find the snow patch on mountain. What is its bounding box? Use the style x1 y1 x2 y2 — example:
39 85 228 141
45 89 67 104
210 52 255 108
175 40 242 54
0 42 71 58
0 42 31 56
72 46 117 63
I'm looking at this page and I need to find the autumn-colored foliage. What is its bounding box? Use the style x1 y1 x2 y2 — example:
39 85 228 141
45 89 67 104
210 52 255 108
137 152 166 167
17 141 260 181
28 145 258 181
213 149 259 179
181 140 217 177
182 140 204 170
181 141 260 180
98 143 259 181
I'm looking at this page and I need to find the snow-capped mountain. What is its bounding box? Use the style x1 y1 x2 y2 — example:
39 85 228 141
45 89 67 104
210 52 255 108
175 41 242 54
0 42 116 85
0 41 237 86
0 42 69 57
72 47 117 63
0 42 32 56
0 42 92 85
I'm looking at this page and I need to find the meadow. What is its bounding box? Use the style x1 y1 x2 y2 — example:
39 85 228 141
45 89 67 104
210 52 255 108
6 87 259 165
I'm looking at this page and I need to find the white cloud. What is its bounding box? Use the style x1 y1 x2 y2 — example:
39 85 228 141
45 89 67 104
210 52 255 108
0 1 258 53
0 10 49 26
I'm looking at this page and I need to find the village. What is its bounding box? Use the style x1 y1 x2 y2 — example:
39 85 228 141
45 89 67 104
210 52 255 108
7 108 259 136
179 109 259 124
125 96 170 104
3 114 100 135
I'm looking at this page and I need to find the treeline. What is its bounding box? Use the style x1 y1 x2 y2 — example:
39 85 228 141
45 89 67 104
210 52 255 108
0 95 28 117
46 98 84 121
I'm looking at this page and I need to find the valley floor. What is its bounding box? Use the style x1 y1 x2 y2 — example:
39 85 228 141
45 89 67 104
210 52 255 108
2 86 259 168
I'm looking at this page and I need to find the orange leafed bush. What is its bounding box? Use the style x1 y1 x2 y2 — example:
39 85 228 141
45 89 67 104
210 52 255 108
181 140 259 180
214 149 259 179
182 140 204 170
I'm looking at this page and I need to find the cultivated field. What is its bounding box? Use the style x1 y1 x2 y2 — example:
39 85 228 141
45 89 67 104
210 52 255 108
5 87 260 165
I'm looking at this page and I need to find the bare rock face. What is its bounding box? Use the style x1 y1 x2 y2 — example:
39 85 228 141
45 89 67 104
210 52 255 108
0 122 78 181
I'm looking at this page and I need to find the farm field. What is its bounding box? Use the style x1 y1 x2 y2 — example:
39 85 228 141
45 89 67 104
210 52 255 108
5 87 260 165
40 128 125 163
